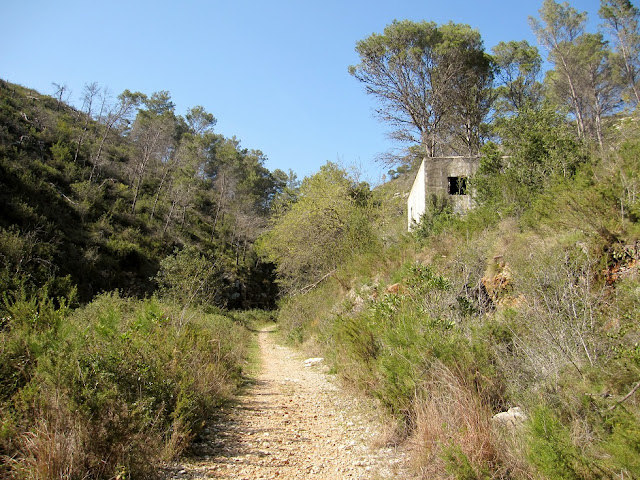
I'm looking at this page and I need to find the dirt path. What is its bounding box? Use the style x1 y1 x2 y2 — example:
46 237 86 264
160 327 415 479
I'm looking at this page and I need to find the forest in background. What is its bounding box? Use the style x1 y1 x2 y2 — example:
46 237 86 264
1 0 640 478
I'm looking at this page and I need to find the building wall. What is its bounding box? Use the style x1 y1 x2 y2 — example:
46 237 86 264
425 156 478 213
407 159 426 231
407 156 479 231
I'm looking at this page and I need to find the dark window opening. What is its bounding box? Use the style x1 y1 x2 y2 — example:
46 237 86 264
448 176 468 195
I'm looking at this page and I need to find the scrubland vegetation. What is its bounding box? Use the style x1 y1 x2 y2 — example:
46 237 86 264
265 1 640 478
0 293 252 478
0 78 276 478
271 110 640 478
2 0 640 478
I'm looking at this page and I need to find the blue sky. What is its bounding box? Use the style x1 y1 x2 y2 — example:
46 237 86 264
1 0 603 182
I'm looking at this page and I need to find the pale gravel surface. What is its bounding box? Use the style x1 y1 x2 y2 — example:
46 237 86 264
160 327 417 479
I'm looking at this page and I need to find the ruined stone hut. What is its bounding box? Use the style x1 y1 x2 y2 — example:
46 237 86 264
407 156 479 231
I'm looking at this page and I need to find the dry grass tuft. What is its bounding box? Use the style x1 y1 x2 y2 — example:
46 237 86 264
14 394 85 480
409 362 500 479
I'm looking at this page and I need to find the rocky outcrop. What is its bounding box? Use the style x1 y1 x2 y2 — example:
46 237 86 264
492 407 526 428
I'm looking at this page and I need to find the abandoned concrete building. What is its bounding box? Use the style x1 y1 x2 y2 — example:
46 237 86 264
407 156 479 231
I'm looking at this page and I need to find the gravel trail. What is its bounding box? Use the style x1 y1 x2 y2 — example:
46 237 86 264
161 327 415 479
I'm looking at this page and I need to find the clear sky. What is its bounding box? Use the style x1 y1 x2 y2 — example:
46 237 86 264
1 0 603 182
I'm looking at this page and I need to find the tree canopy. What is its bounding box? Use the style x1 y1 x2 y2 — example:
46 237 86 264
256 162 379 294
349 20 494 158
492 40 544 115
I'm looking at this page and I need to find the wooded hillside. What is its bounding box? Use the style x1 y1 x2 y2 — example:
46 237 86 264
269 1 640 478
1 0 640 478
0 80 285 308
0 79 281 478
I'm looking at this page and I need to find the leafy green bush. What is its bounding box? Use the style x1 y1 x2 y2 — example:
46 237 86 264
1 292 251 479
527 407 583 480
330 263 484 421
411 193 456 239
257 162 381 294
0 287 74 403
154 245 223 310
474 105 586 214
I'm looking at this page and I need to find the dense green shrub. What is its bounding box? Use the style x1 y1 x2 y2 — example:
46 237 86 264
257 162 381 294
330 264 486 419
155 245 223 310
411 193 456 239
527 407 583 480
0 292 251 479
474 105 587 214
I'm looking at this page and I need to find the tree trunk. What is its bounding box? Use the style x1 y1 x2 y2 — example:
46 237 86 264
618 35 640 104
163 198 177 235
211 173 226 241
89 126 111 182
150 162 172 221
131 129 162 214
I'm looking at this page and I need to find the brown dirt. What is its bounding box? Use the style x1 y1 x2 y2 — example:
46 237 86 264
160 327 416 479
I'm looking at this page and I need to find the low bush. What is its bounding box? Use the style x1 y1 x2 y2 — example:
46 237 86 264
277 280 342 345
0 292 251 479
330 263 497 420
527 406 584 480
411 193 456 239
411 363 500 479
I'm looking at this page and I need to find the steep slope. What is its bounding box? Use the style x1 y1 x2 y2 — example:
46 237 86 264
0 80 279 307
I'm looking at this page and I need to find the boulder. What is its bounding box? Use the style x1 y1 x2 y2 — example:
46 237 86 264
492 407 526 428
303 357 324 367
386 283 401 294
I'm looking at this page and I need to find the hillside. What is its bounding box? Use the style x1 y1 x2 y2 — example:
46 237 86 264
0 80 283 478
270 112 640 478
0 79 280 308
2 0 640 476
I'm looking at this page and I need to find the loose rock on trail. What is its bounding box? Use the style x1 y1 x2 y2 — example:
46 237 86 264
161 327 415 479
